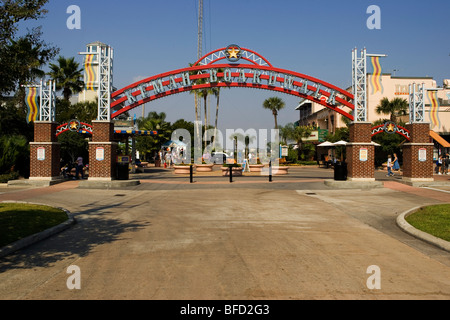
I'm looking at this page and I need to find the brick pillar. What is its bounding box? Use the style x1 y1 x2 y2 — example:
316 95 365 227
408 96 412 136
29 121 61 181
346 122 375 181
88 121 117 181
402 123 434 182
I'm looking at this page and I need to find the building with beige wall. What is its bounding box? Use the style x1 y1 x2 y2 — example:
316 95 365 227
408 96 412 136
296 73 450 155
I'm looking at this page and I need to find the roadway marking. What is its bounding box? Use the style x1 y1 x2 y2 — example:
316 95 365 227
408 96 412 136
422 187 450 194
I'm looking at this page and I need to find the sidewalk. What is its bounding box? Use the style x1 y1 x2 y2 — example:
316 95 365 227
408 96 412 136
0 180 80 202
0 167 449 299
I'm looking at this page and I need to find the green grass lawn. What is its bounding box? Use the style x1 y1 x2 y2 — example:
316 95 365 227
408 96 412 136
0 203 68 247
406 204 450 242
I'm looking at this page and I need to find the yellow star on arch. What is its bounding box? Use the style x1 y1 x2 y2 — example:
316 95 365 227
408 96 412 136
227 47 240 59
386 123 395 132
70 121 78 130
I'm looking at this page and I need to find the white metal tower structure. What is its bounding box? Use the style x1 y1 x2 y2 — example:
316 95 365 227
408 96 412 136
22 80 56 122
352 48 387 122
352 48 367 122
79 42 114 121
40 80 56 122
409 83 425 123
409 83 442 124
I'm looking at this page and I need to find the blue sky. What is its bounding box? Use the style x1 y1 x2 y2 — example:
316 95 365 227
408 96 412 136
20 0 450 132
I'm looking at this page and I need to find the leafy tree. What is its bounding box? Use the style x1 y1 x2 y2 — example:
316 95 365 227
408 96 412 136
0 0 49 44
278 123 313 161
171 119 195 145
371 119 406 167
55 99 97 124
58 131 88 166
52 99 97 170
0 102 34 141
262 97 285 129
0 135 29 177
47 56 84 101
325 127 350 162
288 125 314 160
136 112 172 161
0 1 59 179
278 123 295 144
10 31 57 115
325 127 350 143
138 111 172 143
0 1 58 97
0 102 33 177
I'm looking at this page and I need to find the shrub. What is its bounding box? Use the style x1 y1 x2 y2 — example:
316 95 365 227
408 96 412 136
0 135 29 177
0 171 20 183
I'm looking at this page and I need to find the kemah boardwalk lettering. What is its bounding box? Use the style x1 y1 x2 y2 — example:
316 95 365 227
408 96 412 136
110 45 355 121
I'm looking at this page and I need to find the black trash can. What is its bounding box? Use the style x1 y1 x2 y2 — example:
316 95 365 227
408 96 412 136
116 163 129 180
334 163 347 181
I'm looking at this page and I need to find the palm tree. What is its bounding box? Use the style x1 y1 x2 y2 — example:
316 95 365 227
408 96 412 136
279 123 295 144
47 56 84 101
189 67 215 148
375 97 408 123
263 97 285 129
138 111 172 143
228 132 256 162
287 125 314 160
188 64 204 152
211 68 225 125
197 82 214 135
136 111 172 160
209 68 226 151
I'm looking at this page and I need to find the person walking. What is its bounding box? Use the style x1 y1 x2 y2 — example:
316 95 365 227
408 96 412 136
75 156 84 179
444 154 450 175
440 155 446 175
386 155 394 177
392 153 400 172
165 151 171 168
436 155 442 174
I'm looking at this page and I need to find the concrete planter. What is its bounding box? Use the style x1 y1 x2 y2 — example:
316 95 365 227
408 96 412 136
221 167 244 176
249 164 265 172
173 165 193 174
195 164 214 172
272 166 289 175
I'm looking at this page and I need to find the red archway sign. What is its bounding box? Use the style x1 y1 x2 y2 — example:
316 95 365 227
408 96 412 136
110 45 355 121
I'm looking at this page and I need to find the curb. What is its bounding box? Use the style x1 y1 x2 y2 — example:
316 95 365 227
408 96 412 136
324 179 384 189
7 179 65 187
78 179 140 189
396 205 450 253
0 201 76 258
